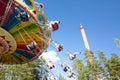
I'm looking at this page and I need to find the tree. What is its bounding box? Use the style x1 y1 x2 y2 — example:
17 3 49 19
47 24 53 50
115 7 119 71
92 51 120 80
0 63 37 80
97 50 110 79
73 50 120 80
0 58 49 80
73 59 89 80
84 50 99 80
106 53 120 80
114 38 120 48
34 58 49 80
58 74 66 80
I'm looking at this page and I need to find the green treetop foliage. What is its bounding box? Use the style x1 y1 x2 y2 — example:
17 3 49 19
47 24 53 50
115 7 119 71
0 58 49 80
58 74 66 80
114 38 120 48
73 59 89 80
106 53 120 80
73 50 120 80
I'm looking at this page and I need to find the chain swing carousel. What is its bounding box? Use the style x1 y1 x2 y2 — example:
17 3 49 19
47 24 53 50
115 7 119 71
0 0 52 64
0 0 61 79
0 0 81 79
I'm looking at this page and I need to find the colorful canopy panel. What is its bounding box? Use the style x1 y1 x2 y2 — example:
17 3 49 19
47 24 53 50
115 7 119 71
0 0 51 64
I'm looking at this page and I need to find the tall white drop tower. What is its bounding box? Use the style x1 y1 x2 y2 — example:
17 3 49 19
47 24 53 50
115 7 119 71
80 25 90 50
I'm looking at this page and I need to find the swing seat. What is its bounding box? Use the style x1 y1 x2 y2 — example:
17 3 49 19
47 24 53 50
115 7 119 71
49 21 60 32
51 23 59 31
26 41 37 51
67 71 73 78
48 63 55 69
20 12 29 22
55 44 63 52
69 54 76 60
48 61 55 69
63 67 68 72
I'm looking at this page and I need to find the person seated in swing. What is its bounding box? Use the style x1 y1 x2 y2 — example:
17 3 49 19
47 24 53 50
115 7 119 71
48 20 60 32
19 11 29 22
55 43 63 52
26 41 37 51
68 53 76 60
61 63 70 72
68 52 81 60
35 2 44 12
67 71 75 78
49 74 57 80
15 7 29 22
47 61 55 69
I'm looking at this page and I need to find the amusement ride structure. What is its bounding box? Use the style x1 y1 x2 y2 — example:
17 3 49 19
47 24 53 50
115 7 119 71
0 0 55 64
0 0 83 80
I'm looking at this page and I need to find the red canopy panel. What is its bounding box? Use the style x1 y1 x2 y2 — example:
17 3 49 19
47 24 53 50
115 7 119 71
2 3 16 27
0 0 9 23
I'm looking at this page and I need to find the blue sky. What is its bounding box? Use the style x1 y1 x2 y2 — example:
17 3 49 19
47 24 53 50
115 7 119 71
36 0 120 79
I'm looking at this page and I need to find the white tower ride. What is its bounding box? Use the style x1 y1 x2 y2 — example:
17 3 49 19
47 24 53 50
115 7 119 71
80 25 90 50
